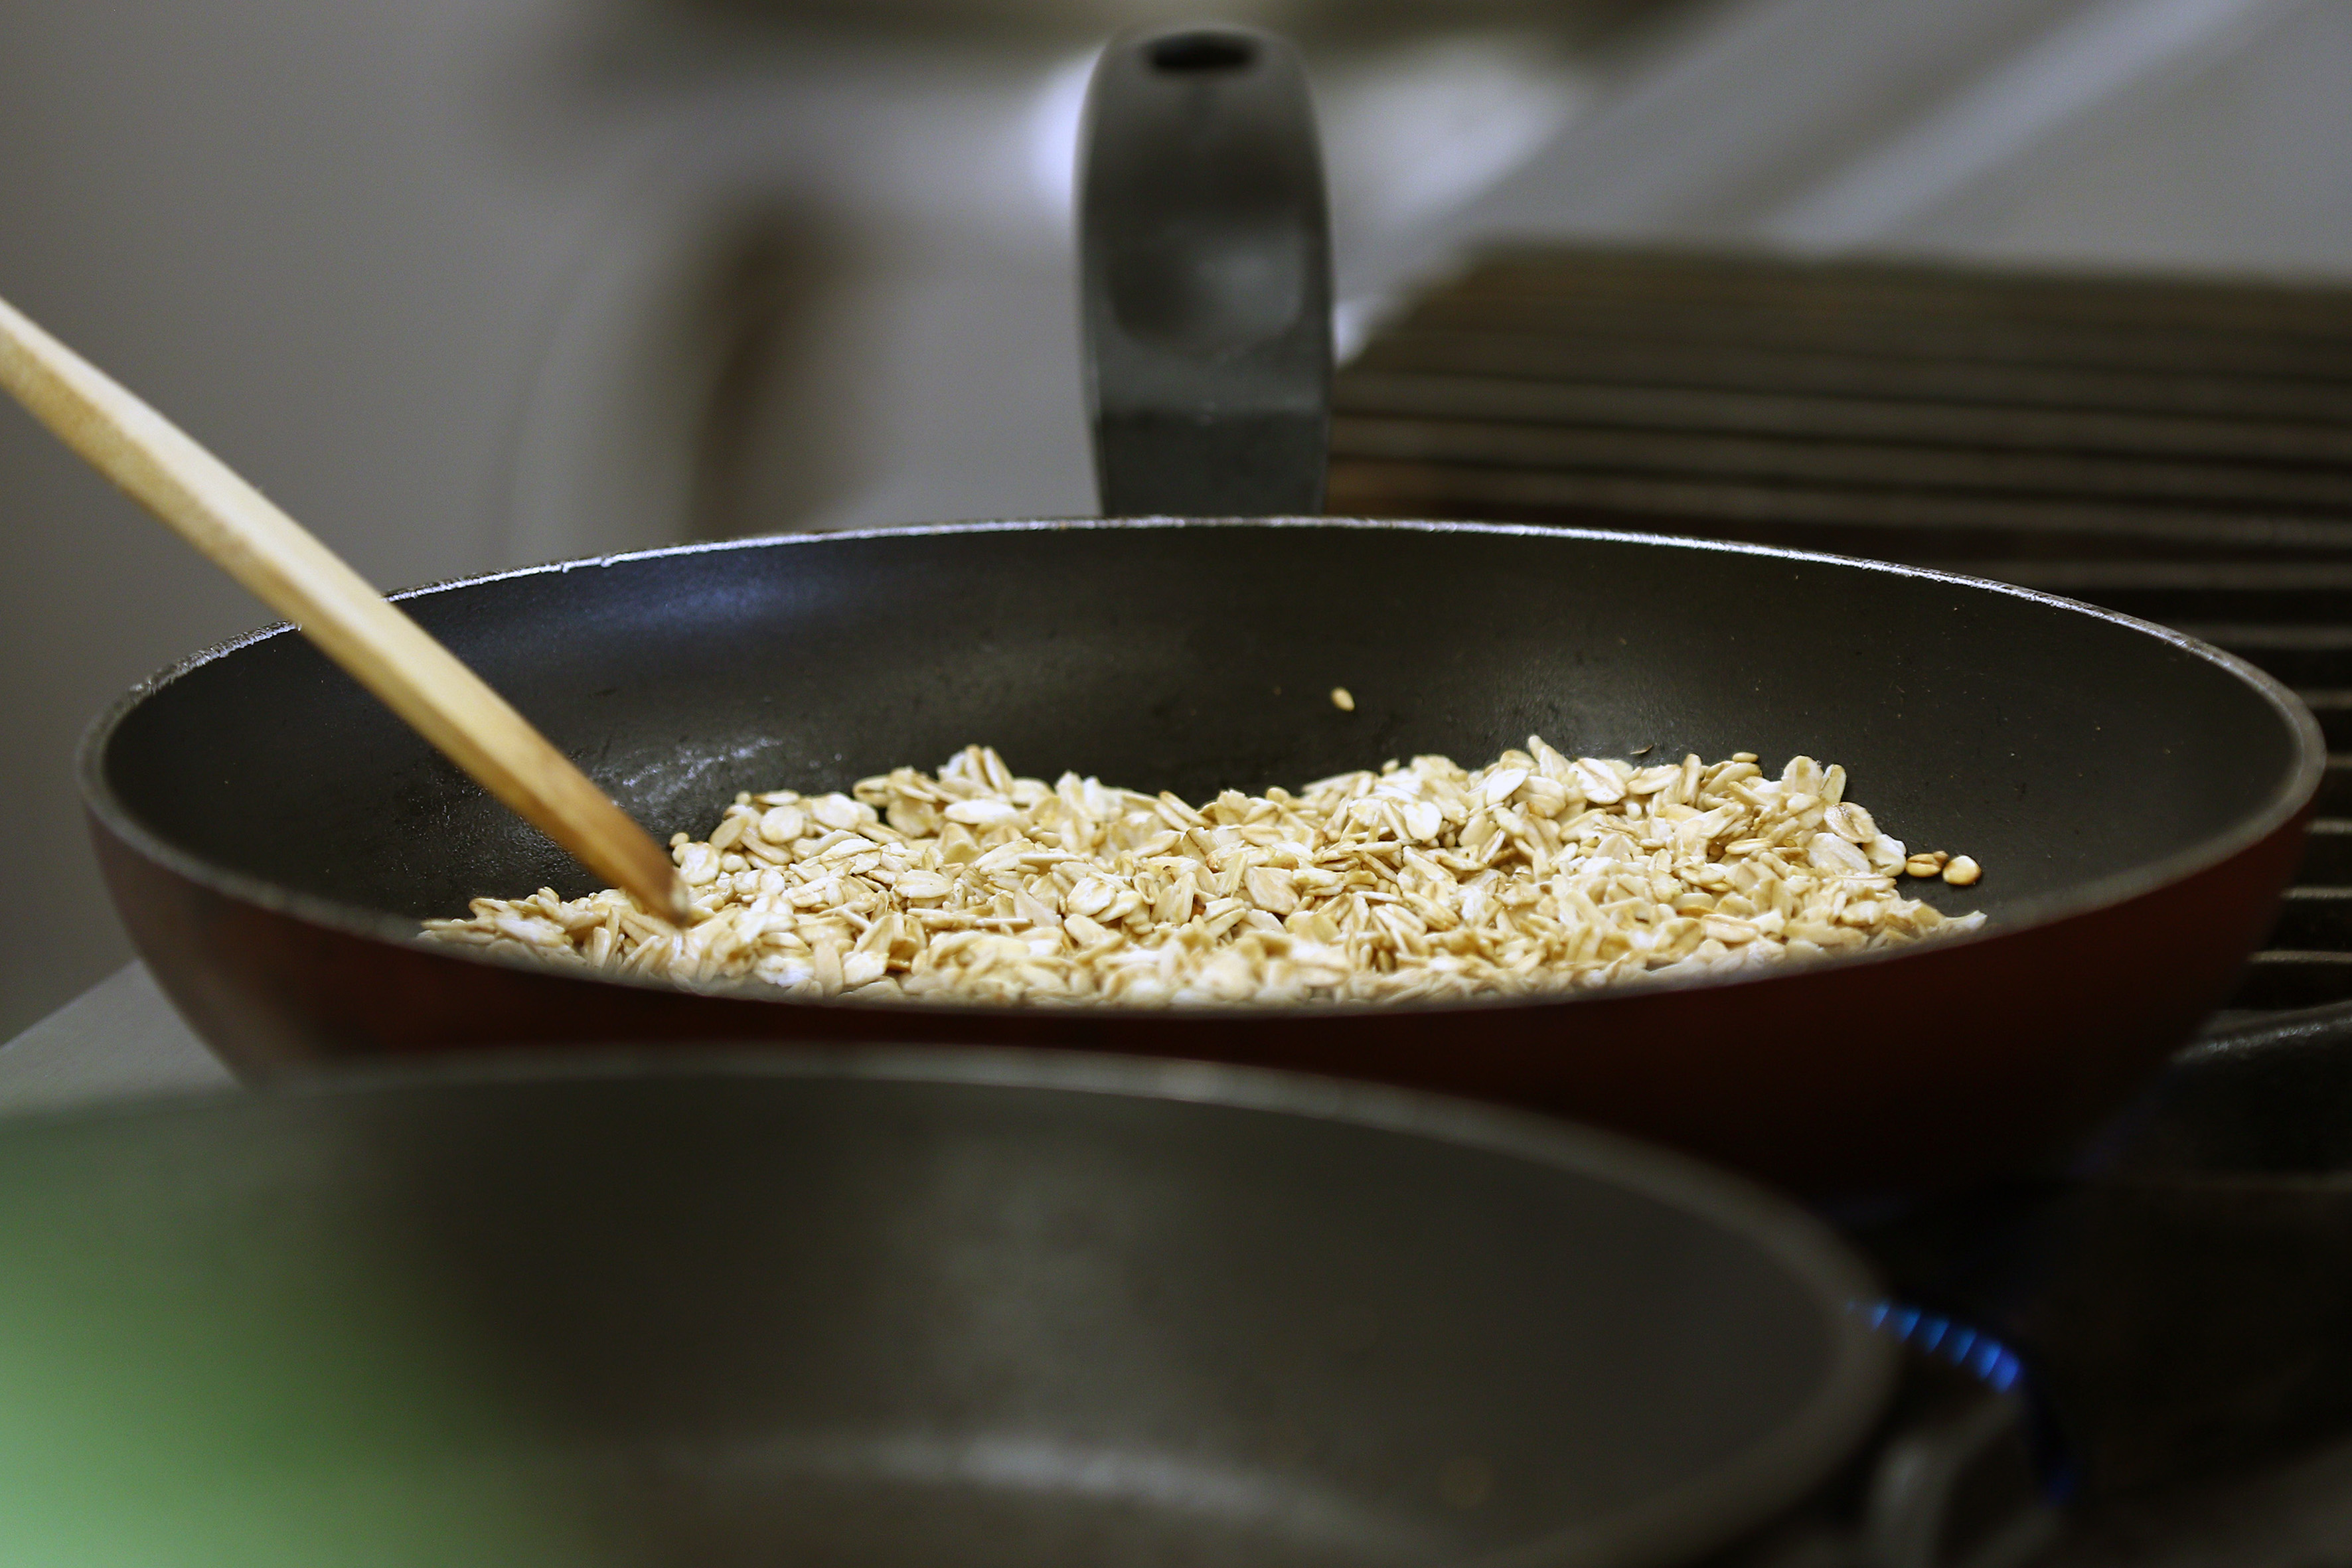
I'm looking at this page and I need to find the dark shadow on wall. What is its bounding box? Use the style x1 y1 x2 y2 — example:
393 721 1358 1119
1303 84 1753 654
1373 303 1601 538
689 217 879 539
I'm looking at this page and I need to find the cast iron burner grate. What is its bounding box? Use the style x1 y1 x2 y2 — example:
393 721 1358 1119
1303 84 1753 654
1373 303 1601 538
1330 246 2352 1018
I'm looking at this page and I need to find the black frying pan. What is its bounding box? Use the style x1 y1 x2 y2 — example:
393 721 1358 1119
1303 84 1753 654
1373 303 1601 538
0 1050 1894 1567
74 29 2323 1192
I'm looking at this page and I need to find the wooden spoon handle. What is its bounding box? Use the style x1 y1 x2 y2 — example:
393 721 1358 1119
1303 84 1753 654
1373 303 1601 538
0 291 688 922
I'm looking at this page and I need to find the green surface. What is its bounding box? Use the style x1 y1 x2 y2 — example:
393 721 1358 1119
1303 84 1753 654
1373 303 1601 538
0 1112 593 1568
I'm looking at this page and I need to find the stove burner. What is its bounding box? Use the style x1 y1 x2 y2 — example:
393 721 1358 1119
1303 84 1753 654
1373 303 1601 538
1864 1304 2030 1397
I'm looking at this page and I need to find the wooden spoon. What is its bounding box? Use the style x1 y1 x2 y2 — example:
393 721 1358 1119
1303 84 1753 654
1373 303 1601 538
0 291 688 921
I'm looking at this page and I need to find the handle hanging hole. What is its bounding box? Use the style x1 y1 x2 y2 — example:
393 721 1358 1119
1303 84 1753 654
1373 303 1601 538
1148 33 1255 72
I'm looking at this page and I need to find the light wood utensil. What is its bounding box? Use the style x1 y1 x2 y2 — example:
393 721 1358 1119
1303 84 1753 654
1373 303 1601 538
0 291 688 921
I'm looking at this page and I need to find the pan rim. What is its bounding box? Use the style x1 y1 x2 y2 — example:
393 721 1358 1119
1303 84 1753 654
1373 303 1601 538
78 516 2326 1017
11 1042 1899 1568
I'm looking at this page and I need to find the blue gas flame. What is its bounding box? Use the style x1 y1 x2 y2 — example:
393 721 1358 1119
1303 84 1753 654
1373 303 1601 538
1859 1299 2026 1392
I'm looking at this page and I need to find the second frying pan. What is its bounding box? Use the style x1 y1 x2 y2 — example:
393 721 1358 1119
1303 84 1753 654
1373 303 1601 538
0 1050 1895 1567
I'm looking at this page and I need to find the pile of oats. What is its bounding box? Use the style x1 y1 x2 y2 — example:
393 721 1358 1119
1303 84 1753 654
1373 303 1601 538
423 742 1984 1006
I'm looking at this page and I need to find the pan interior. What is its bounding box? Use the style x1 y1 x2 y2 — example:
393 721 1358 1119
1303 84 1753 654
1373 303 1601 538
95 523 2310 935
0 1061 1879 1567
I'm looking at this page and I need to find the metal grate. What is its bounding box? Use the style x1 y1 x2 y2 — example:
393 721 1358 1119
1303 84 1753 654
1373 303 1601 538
1328 246 2352 1017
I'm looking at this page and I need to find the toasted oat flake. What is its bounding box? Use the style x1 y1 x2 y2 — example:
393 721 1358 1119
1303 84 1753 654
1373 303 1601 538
422 743 1986 1006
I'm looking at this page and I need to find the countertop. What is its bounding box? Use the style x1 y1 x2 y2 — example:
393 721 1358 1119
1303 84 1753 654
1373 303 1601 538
0 962 233 1115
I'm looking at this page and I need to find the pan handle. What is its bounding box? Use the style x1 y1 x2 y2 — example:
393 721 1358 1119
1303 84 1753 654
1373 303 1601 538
1078 24 1332 517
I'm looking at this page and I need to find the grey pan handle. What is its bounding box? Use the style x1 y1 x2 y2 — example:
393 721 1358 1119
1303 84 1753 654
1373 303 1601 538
1079 25 1332 517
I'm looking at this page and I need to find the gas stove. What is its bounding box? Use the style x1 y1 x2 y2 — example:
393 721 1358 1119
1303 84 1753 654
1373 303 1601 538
1332 245 2352 1567
1331 245 2352 1018
1739 1003 2352 1568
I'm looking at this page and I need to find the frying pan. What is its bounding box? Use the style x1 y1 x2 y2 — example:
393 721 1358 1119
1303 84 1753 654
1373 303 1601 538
74 27 2323 1192
0 1049 1894 1567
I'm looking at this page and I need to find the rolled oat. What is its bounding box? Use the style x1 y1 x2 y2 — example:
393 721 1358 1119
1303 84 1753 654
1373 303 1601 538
423 742 1986 1006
